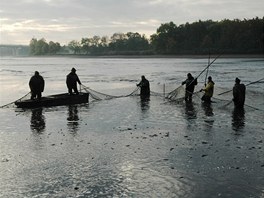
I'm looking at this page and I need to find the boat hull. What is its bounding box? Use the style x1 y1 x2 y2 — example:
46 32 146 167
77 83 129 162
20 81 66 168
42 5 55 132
15 93 89 108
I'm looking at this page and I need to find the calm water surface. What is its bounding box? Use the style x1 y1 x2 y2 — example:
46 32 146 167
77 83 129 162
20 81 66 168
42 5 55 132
0 57 263 197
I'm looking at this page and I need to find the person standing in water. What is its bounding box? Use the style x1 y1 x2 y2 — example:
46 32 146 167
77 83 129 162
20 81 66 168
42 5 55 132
201 76 214 103
182 73 198 102
233 77 246 108
137 75 150 98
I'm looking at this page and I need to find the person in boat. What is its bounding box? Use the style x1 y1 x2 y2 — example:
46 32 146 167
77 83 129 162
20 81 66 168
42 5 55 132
29 71 45 100
182 73 198 102
66 67 81 95
137 75 150 98
200 76 214 103
232 77 246 108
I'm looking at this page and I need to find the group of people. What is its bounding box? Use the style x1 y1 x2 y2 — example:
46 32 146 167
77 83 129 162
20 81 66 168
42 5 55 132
29 68 82 100
181 73 246 108
28 69 246 108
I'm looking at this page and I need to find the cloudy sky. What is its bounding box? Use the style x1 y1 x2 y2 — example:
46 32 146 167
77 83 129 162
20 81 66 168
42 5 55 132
0 0 263 45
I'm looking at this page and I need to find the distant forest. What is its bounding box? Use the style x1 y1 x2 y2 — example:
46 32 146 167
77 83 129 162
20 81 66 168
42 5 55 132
1 17 263 56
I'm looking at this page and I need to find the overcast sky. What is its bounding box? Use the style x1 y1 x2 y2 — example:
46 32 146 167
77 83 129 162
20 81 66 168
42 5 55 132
0 0 263 45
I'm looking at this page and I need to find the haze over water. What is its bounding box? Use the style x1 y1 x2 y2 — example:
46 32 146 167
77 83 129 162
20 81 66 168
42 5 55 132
0 57 263 197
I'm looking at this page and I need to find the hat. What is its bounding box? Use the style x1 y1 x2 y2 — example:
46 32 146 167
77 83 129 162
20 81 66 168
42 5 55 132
235 77 240 83
71 68 76 72
208 76 212 80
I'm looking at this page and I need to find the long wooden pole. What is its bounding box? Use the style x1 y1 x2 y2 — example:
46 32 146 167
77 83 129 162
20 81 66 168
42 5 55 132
218 77 264 96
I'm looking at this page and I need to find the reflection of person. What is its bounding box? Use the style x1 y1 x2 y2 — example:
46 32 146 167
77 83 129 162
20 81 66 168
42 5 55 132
30 108 45 133
67 105 79 133
201 76 214 103
29 71 45 100
137 75 150 98
182 73 197 102
185 101 197 119
232 106 245 131
202 102 214 116
233 78 246 108
66 68 81 95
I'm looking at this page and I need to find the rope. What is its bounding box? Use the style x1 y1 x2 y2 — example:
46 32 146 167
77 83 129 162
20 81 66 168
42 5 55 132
0 92 31 108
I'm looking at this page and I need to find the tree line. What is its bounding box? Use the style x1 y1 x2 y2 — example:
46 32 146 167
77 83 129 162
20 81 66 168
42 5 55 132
29 17 263 56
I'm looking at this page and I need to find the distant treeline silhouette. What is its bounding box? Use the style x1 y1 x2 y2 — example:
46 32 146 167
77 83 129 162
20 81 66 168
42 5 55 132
28 17 263 56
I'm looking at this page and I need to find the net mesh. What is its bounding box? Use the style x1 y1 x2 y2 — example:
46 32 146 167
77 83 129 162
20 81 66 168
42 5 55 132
1 83 262 113
81 84 140 100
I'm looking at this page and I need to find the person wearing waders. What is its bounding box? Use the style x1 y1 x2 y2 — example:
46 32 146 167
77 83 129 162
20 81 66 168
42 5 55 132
200 76 214 103
233 77 246 108
137 75 150 99
182 73 198 102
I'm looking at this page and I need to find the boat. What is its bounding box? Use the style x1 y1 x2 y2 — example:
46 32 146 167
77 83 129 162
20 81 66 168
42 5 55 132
15 92 89 108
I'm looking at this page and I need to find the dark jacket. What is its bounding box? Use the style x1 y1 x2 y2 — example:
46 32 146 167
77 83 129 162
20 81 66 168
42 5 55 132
137 79 150 96
233 83 246 107
29 75 45 93
66 72 81 88
182 76 197 93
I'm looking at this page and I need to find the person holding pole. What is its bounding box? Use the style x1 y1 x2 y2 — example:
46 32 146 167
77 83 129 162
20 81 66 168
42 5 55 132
182 73 197 102
200 76 214 103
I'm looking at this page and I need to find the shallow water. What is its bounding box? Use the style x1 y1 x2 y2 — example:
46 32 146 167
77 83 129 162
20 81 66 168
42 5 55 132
0 57 264 197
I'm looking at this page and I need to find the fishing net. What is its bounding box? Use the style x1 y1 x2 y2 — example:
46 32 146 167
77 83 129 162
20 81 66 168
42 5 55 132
81 84 140 100
0 92 31 108
165 85 186 102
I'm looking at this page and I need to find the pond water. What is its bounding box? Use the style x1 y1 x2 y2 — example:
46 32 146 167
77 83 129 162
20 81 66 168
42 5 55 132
0 57 263 197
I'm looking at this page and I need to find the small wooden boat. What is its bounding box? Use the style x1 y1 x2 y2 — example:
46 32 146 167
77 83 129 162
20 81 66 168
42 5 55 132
15 93 89 108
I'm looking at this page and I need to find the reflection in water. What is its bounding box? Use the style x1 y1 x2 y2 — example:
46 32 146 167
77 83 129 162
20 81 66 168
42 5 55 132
185 101 197 120
30 108 46 133
67 105 79 133
140 97 150 112
202 102 214 117
232 107 245 132
139 97 150 119
201 102 214 129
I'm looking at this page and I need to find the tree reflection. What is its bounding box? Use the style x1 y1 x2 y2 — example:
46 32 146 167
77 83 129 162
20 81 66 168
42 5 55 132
67 105 79 133
30 108 46 133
